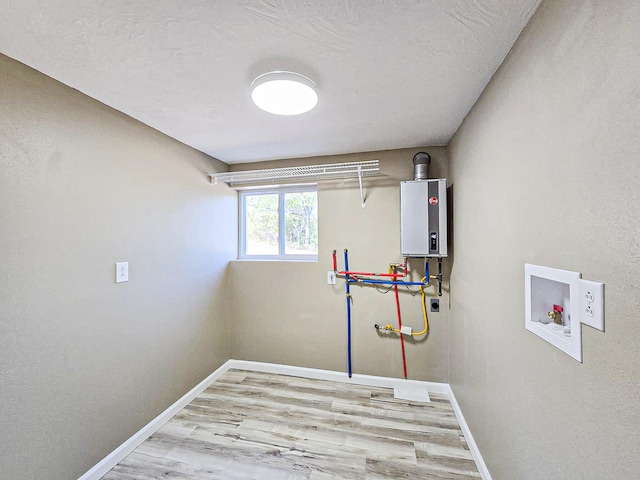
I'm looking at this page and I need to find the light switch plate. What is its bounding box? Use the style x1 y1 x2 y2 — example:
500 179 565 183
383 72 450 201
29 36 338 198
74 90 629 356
578 279 604 331
327 271 337 285
116 262 129 283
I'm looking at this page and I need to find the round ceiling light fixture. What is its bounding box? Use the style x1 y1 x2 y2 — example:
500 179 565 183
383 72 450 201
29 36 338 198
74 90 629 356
251 71 318 115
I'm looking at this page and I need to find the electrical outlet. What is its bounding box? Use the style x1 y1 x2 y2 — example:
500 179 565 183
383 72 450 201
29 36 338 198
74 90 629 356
327 271 337 285
430 298 439 312
116 262 129 283
578 279 604 331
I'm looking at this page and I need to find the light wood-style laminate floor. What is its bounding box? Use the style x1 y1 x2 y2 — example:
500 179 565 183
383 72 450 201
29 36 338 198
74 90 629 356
102 369 481 479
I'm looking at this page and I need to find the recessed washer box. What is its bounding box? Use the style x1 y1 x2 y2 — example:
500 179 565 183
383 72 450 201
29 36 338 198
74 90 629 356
524 264 604 363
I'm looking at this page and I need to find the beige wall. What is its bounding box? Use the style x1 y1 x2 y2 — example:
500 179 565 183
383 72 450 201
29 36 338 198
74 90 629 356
448 0 640 478
7 1 639 477
0 54 236 479
229 147 450 382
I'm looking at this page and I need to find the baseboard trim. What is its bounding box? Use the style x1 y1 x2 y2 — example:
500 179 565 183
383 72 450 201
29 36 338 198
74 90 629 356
79 360 491 480
227 359 450 395
77 360 232 480
447 385 493 480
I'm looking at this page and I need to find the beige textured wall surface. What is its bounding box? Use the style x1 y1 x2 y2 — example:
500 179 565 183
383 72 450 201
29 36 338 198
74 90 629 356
0 54 236 479
448 1 640 478
229 147 450 382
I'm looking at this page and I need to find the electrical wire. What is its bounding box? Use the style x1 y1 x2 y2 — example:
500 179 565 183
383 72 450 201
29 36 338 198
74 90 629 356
374 284 393 293
403 284 422 296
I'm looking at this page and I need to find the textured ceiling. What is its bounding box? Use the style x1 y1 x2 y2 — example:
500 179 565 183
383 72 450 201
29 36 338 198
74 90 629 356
0 0 540 164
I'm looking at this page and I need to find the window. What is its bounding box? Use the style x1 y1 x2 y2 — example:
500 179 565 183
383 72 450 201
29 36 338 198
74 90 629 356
239 185 318 260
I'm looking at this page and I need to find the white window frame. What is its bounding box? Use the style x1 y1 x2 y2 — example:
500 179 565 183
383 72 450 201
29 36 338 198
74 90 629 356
239 184 318 261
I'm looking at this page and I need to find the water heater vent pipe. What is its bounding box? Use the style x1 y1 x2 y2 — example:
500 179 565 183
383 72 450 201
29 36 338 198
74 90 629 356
413 152 431 181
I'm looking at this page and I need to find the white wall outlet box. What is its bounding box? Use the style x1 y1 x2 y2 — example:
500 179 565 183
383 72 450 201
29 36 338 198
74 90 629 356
327 271 337 285
525 264 605 363
116 262 129 283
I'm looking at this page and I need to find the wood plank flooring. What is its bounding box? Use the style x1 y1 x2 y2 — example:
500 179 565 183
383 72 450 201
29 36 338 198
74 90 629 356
102 370 481 479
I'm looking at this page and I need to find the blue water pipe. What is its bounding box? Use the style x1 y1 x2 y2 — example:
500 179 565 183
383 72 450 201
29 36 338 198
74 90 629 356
344 249 352 378
347 278 428 286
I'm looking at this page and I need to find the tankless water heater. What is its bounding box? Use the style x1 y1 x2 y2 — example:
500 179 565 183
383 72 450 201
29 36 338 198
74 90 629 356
400 178 447 257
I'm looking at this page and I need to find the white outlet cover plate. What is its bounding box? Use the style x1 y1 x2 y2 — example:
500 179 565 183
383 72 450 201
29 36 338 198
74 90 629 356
578 279 604 331
327 271 336 285
116 262 129 283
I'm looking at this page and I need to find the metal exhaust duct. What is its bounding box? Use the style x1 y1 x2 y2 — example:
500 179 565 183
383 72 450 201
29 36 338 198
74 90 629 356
412 152 431 180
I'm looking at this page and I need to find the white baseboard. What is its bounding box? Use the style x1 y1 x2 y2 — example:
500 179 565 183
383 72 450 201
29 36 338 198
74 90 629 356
78 359 491 480
77 361 232 480
227 359 450 395
447 385 493 480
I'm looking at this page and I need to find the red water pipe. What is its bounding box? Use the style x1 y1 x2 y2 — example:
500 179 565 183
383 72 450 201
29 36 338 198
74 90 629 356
392 271 408 379
338 270 404 278
332 251 409 279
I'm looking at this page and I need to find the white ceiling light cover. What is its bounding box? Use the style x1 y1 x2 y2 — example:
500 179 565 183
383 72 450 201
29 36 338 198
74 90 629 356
251 71 318 115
